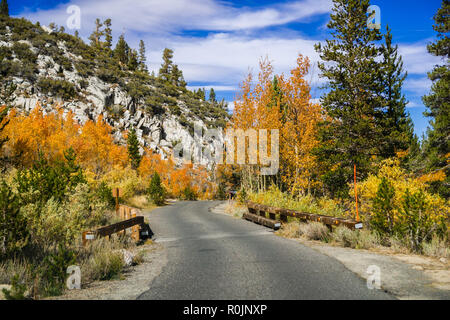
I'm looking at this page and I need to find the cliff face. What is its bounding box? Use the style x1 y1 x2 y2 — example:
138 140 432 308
0 16 229 166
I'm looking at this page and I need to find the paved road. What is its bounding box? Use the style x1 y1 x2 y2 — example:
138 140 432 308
138 201 394 300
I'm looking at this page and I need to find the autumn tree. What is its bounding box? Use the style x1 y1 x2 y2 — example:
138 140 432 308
278 55 323 195
127 127 141 170
314 0 384 198
421 0 449 198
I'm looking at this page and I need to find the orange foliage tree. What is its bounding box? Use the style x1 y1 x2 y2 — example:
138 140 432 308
230 54 323 196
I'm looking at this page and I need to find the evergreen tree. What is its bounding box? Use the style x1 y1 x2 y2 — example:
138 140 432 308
209 88 216 103
148 172 165 206
89 18 103 48
138 40 148 72
422 0 449 198
314 0 384 197
371 177 396 235
127 128 141 170
103 18 112 49
173 65 186 88
0 0 8 17
127 49 139 71
378 26 415 159
114 34 129 66
159 48 174 82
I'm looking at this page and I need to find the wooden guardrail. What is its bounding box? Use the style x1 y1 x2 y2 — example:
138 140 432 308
245 201 362 230
82 204 148 246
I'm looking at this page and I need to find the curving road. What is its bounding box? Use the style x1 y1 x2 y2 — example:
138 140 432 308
138 201 393 300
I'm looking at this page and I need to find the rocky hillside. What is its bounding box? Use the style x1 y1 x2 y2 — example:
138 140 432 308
0 16 229 163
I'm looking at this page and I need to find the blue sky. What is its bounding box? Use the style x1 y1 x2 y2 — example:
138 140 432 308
9 0 444 137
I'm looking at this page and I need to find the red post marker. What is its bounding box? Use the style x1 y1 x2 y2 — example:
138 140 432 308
354 164 360 222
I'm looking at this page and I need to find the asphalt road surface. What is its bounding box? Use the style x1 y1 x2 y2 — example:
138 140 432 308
138 201 394 300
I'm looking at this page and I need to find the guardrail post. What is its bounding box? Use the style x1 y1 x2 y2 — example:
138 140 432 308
131 210 140 242
82 231 95 247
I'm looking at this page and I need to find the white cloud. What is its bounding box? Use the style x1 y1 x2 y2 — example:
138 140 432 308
18 0 331 34
404 77 432 95
398 42 442 75
145 33 322 85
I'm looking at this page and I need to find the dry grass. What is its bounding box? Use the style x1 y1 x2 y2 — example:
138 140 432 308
224 200 247 218
276 221 301 238
331 226 381 249
298 222 331 241
422 235 450 259
125 195 157 210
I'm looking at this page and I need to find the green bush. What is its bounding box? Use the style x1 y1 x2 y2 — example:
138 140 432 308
15 149 85 204
148 172 165 206
0 180 29 258
182 186 197 201
41 244 76 296
95 181 115 209
37 77 78 100
371 177 396 235
2 274 27 300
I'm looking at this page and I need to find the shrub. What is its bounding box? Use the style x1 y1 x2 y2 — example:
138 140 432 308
95 181 115 209
0 180 29 258
371 177 396 235
41 244 76 296
353 158 448 244
37 77 78 100
2 274 27 300
237 187 247 204
298 222 330 241
422 235 450 258
182 185 197 201
15 149 85 204
148 172 165 206
83 242 124 281
331 226 380 249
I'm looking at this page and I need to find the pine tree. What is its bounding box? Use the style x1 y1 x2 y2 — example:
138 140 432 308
138 40 148 72
114 34 129 66
103 18 112 49
127 128 141 170
371 177 396 235
148 172 165 206
422 0 449 198
127 49 139 71
89 18 104 48
159 48 174 82
314 0 384 197
0 0 8 17
209 88 216 103
378 26 415 159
